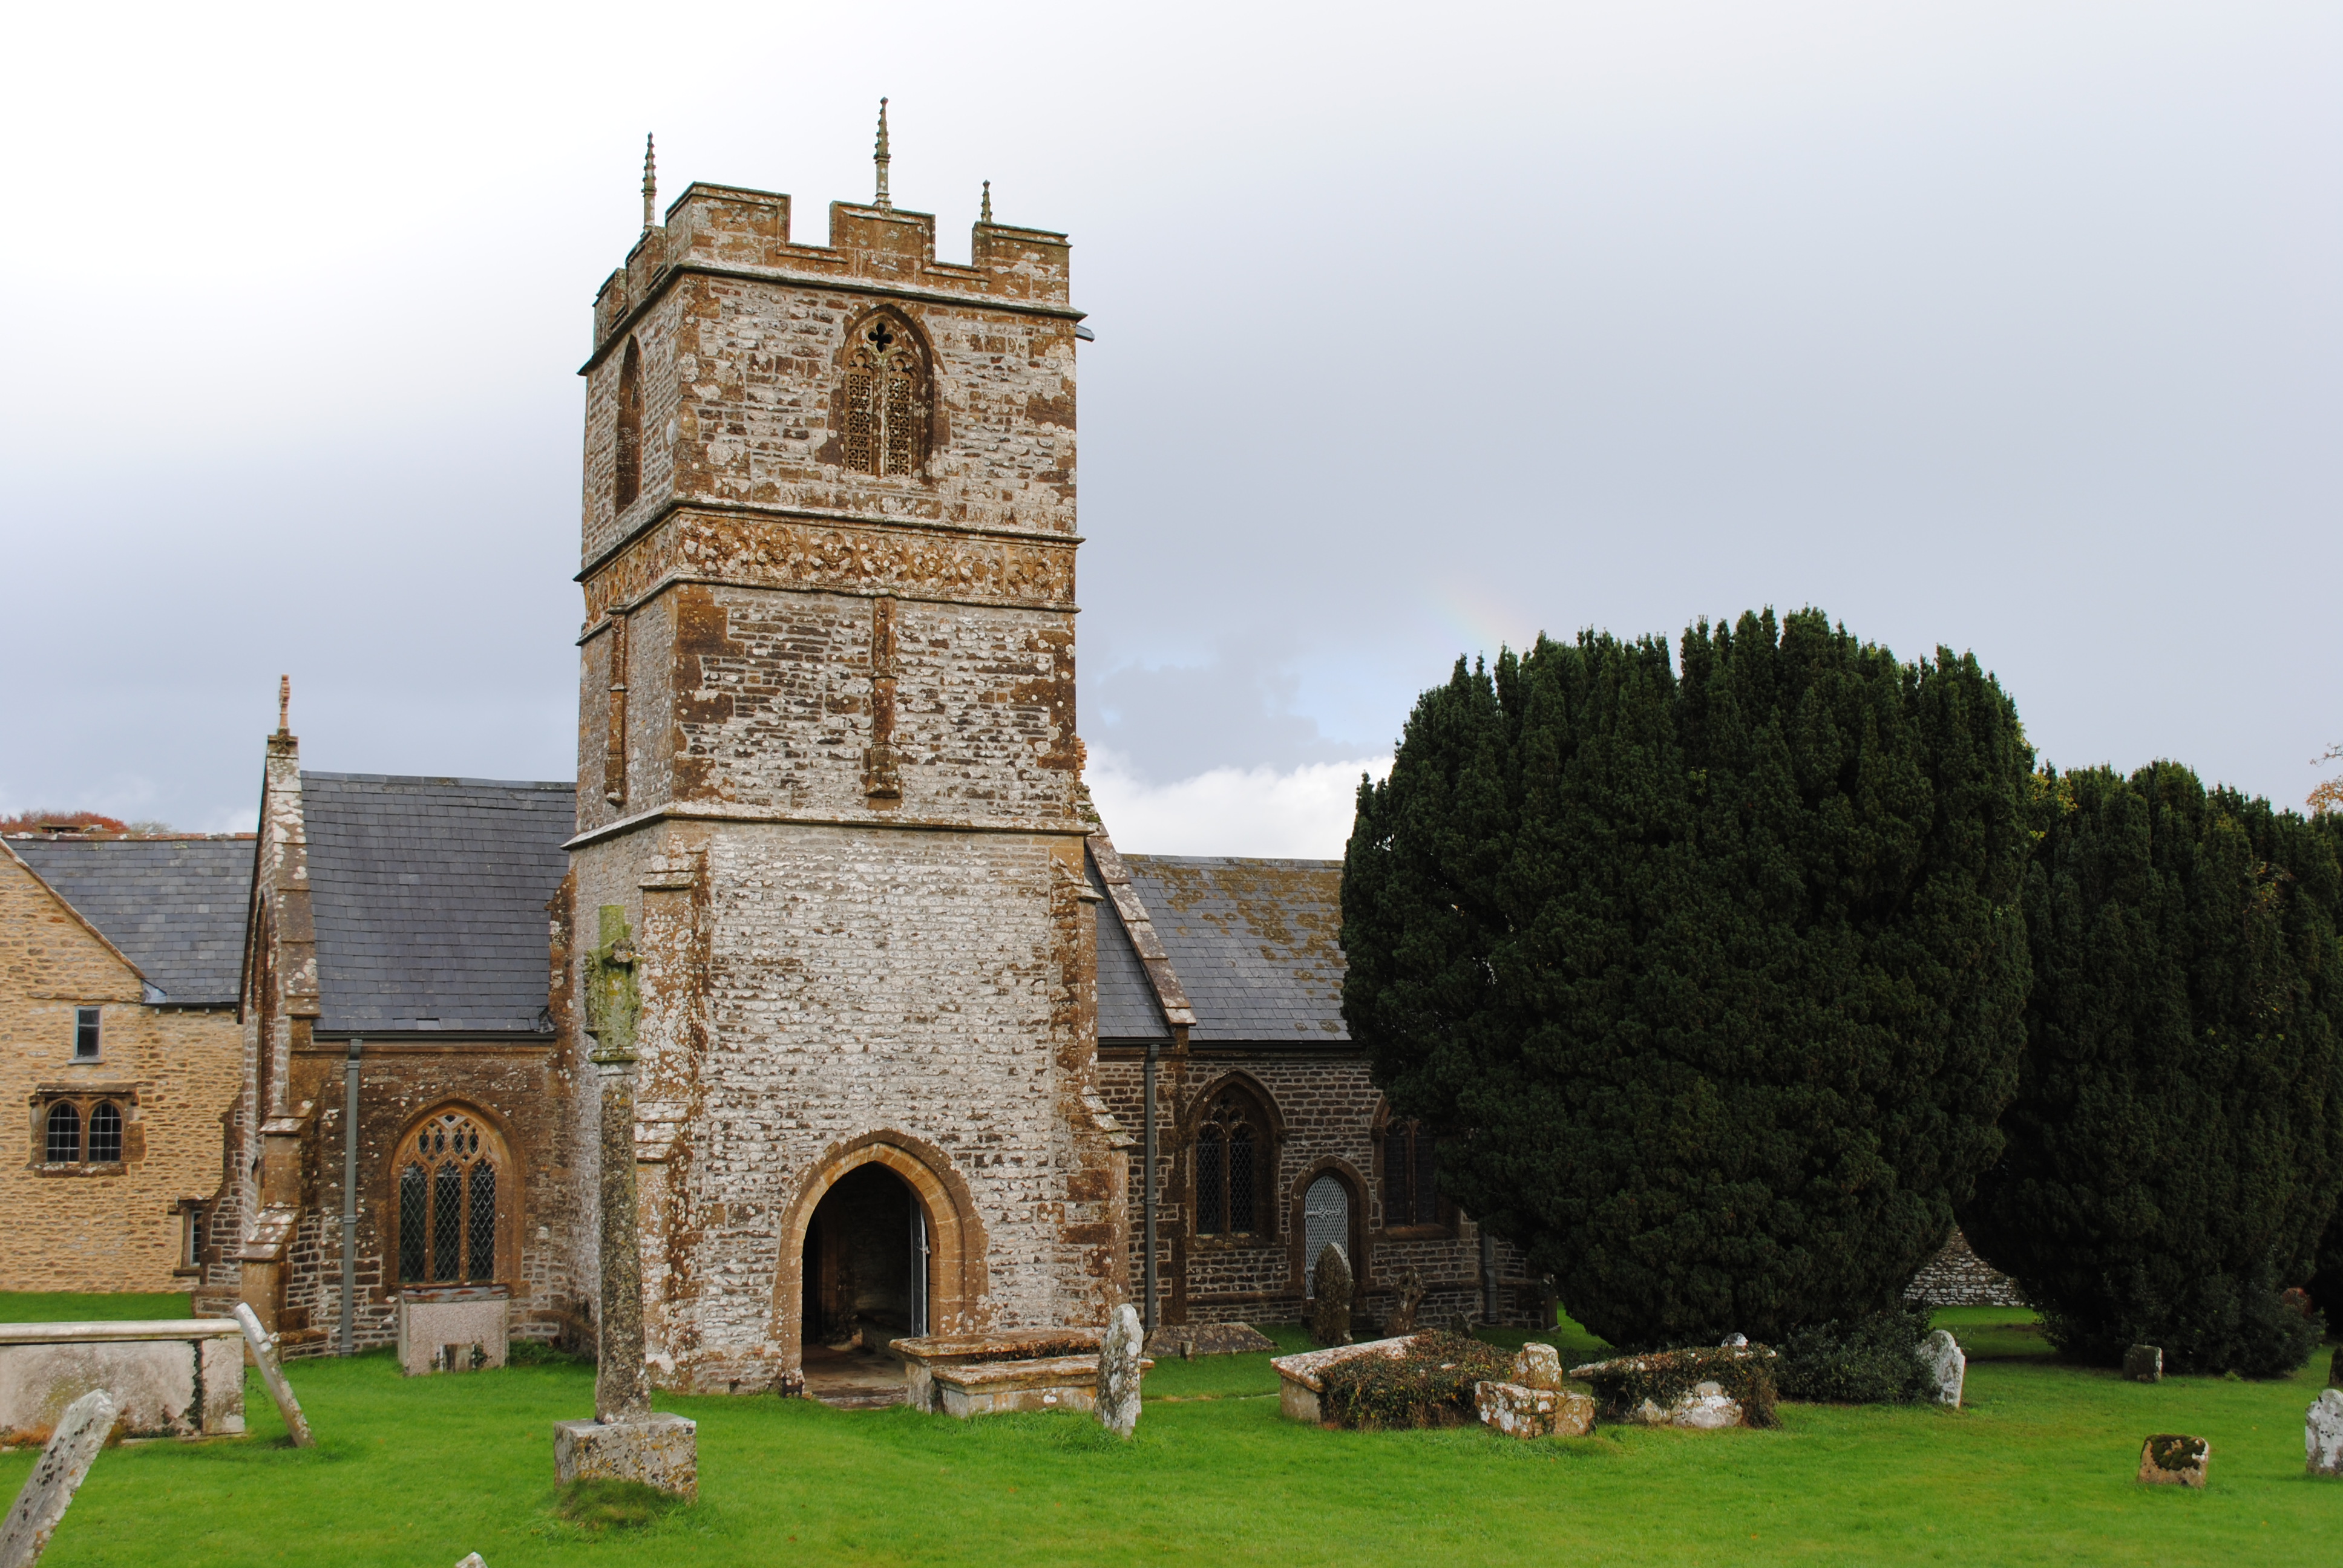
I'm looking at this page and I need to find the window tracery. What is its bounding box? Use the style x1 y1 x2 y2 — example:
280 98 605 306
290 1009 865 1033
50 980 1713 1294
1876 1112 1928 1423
45 1102 79 1164
396 1110 500 1285
839 315 928 478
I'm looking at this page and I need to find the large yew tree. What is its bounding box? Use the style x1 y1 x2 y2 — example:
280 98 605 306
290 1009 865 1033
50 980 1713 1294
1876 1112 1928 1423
1342 609 2034 1348
1959 764 2343 1374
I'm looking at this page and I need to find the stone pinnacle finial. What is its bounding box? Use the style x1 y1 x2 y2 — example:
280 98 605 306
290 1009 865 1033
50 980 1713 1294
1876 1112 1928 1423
277 675 290 735
980 180 992 225
641 134 657 234
873 97 892 209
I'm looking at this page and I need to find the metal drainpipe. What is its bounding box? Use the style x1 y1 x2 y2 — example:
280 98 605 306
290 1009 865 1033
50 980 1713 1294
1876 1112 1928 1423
1142 1039 1159 1334
341 1038 362 1356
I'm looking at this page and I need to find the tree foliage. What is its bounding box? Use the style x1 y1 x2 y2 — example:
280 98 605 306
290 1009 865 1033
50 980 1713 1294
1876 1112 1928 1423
1343 608 2034 1348
1959 764 2343 1374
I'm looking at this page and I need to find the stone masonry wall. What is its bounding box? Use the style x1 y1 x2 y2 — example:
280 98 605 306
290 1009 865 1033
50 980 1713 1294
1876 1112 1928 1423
1096 1050 1541 1332
1905 1227 2028 1308
0 849 242 1292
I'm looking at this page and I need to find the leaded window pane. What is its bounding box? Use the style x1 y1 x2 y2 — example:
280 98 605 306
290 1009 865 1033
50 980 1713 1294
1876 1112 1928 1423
87 1102 122 1163
433 1165 462 1281
1413 1129 1440 1226
467 1163 496 1282
45 1102 80 1163
1228 1125 1256 1232
1196 1126 1224 1235
399 1163 428 1281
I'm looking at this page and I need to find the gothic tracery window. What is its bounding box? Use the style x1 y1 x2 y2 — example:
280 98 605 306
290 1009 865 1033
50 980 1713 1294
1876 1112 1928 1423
839 315 927 478
1383 1119 1441 1229
397 1110 500 1285
1193 1091 1269 1239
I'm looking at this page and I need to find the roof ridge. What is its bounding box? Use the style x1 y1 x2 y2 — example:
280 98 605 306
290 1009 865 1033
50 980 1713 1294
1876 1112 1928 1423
302 771 575 792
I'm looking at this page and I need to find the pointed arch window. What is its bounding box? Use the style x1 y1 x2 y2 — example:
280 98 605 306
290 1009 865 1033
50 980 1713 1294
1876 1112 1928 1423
614 338 644 511
1193 1091 1270 1239
396 1110 500 1285
840 315 928 477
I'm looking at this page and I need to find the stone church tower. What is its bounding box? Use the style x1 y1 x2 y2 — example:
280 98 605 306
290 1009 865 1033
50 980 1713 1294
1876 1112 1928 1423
568 117 1125 1395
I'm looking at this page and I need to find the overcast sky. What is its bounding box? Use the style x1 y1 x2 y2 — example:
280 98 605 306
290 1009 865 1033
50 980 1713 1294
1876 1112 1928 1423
2 2 2335 853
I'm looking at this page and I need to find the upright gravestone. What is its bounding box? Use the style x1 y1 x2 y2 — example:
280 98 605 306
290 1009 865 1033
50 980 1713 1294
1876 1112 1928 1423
2123 1345 2163 1383
2308 1389 2343 1478
1920 1330 1965 1408
553 911 698 1500
1384 1266 1425 1338
232 1303 315 1447
1310 1244 1354 1347
0 1390 116 1568
1097 1304 1144 1439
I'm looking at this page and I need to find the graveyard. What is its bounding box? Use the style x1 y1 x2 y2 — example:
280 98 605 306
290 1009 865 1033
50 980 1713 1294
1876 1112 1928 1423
2 1293 2336 1566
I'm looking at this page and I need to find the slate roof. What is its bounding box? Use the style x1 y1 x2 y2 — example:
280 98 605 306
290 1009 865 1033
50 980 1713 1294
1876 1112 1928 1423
301 772 575 1034
1089 852 1172 1042
10 838 255 1004
1119 856 1349 1045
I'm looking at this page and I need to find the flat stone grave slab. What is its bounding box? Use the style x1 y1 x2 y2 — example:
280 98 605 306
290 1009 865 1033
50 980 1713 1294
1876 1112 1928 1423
931 1354 1154 1419
1270 1334 1426 1425
0 1321 244 1447
892 1330 1104 1414
1144 1322 1276 1359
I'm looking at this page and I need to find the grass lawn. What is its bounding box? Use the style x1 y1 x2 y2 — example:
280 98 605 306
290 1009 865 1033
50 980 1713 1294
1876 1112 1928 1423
4 1304 2337 1566
0 1293 191 1323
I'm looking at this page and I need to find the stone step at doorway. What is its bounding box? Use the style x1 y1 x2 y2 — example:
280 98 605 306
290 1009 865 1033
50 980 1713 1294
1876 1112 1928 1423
800 1343 906 1410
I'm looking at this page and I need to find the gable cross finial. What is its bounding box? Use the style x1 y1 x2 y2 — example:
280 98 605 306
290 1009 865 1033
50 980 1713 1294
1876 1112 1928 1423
980 180 992 225
641 134 657 234
277 675 290 736
873 97 893 209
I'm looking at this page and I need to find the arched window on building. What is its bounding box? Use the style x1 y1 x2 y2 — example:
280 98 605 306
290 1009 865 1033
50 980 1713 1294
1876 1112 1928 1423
396 1109 500 1285
839 313 928 478
1383 1119 1441 1229
614 338 644 511
87 1101 123 1164
1193 1089 1271 1239
45 1102 79 1164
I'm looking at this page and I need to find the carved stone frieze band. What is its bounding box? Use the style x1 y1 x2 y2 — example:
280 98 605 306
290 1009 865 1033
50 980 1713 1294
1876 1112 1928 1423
583 510 1077 622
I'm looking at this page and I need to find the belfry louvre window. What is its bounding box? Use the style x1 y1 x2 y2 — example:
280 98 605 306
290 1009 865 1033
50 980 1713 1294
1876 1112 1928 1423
1384 1120 1440 1228
840 316 926 477
1194 1093 1268 1238
397 1111 499 1285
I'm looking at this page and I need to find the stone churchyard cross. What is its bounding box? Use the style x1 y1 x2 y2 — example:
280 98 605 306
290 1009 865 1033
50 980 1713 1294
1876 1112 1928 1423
552 908 698 1498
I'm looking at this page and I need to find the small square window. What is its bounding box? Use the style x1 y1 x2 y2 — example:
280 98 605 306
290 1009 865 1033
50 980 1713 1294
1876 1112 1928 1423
73 1008 101 1059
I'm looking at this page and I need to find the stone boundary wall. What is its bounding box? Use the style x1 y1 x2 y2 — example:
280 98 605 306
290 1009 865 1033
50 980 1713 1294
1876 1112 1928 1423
1904 1228 2027 1308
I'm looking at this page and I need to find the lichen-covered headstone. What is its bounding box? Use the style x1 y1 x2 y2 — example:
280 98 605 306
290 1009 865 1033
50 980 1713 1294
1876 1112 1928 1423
2137 1433 2209 1488
1310 1244 1354 1347
1921 1329 1965 1408
1513 1342 1562 1391
2307 1388 2343 1477
1384 1266 1425 1337
2328 1344 2342 1388
1097 1304 1144 1439
2123 1344 2163 1383
0 1390 116 1568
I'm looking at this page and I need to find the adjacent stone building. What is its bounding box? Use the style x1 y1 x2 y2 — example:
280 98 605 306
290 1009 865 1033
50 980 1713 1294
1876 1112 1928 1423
1 833 249 1292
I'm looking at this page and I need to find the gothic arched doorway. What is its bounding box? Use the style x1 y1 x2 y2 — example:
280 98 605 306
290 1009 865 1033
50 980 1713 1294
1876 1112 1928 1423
799 1162 928 1406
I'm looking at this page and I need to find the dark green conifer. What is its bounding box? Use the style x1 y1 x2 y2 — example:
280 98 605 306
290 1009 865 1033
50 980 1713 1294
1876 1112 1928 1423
1959 765 2343 1374
1345 609 2034 1347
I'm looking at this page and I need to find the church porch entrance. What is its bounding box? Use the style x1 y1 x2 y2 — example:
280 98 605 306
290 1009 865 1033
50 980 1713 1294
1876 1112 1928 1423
798 1162 930 1408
